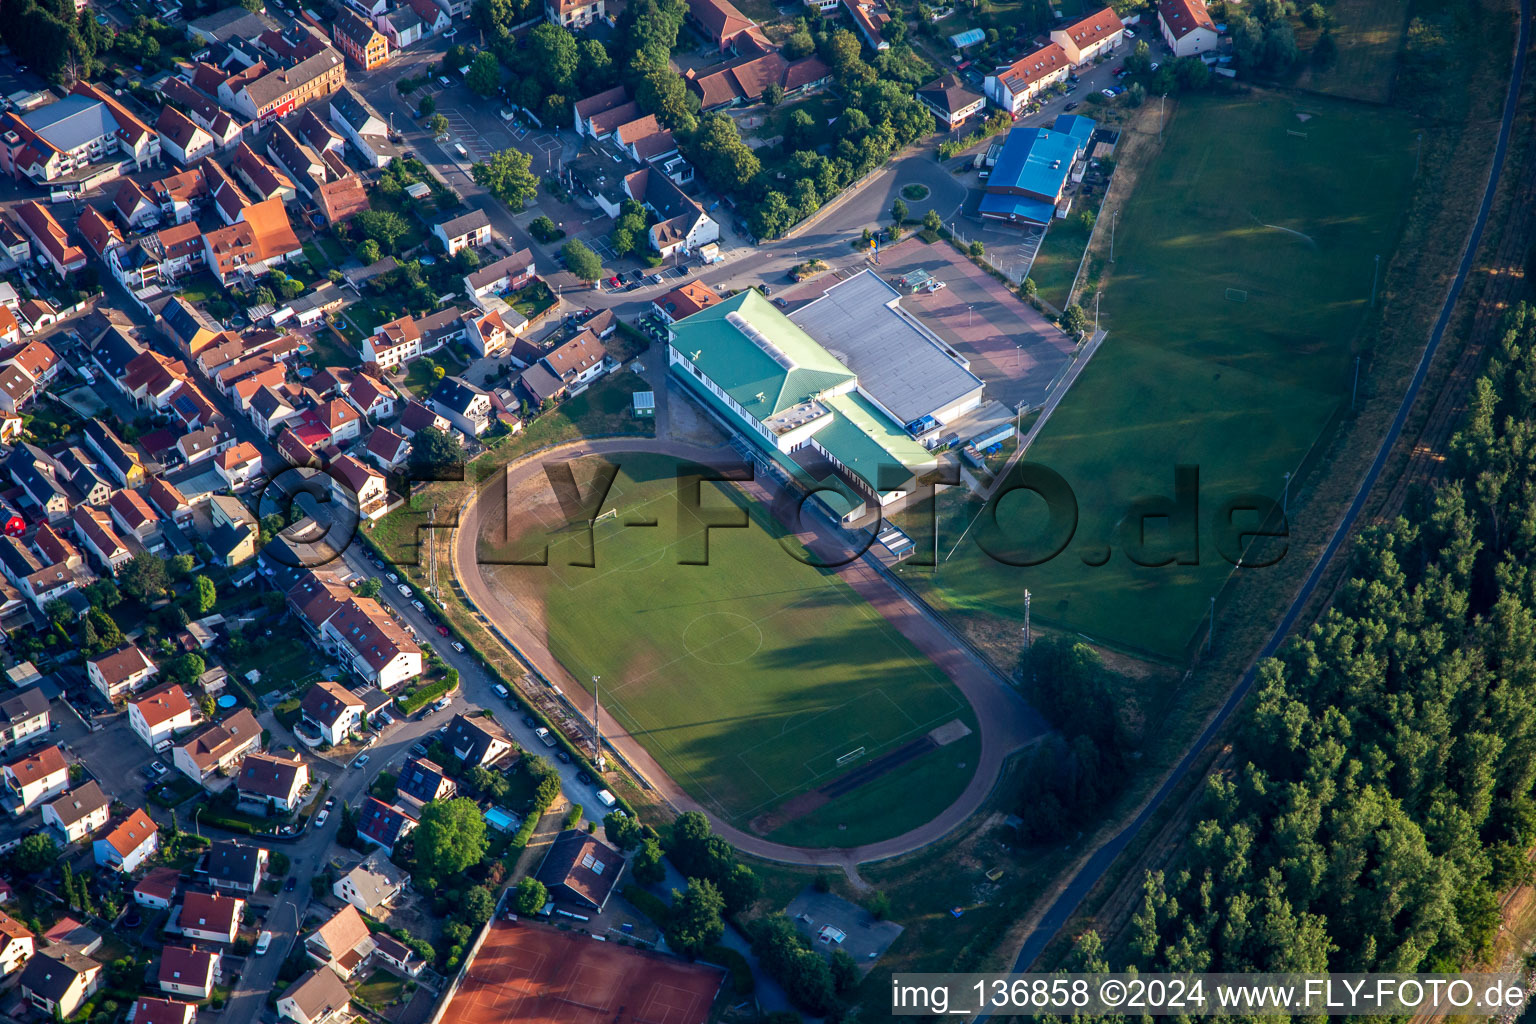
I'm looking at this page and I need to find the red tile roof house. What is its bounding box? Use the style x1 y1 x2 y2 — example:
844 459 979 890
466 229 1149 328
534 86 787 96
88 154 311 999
14 202 85 278
2 744 68 812
175 891 243 944
134 866 183 910
128 683 195 750
172 708 262 787
303 904 374 979
128 994 196 1024
357 796 417 854
94 808 160 873
158 945 219 999
320 598 422 691
0 910 33 975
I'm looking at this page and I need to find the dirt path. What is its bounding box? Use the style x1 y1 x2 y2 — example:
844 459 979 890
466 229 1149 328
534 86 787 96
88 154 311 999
452 437 1046 870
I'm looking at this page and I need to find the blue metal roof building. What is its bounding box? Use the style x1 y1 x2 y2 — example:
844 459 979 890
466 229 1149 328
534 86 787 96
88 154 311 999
979 126 1081 225
1052 113 1097 155
949 27 985 47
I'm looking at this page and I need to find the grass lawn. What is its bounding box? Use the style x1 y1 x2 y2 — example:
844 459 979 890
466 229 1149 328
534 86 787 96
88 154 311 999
303 326 358 370
354 970 407 1009
1029 195 1101 310
175 273 224 306
228 643 328 695
509 281 556 319
901 91 1416 660
1292 0 1409 103
479 453 977 840
316 235 351 265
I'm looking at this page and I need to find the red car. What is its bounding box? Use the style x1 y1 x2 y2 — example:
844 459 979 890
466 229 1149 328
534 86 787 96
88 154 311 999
437 625 450 637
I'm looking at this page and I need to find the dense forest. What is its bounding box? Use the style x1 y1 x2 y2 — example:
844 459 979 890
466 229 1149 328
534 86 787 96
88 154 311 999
1054 303 1536 979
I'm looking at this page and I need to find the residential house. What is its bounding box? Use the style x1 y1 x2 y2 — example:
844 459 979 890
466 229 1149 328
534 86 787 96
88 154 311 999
18 950 101 1019
535 828 625 911
134 867 182 910
343 373 398 421
363 426 409 471
231 141 296 202
304 904 373 979
214 441 264 490
397 400 450 437
320 598 422 690
42 781 110 845
128 996 196 1024
546 0 604 28
160 78 246 152
146 476 195 530
332 8 390 70
203 841 268 894
623 168 718 257
82 421 144 487
330 454 388 521
87 643 157 703
431 209 491 255
157 106 215 166
0 85 158 184
540 329 608 391
652 280 721 324
78 206 123 259
220 48 346 126
396 756 454 803
685 0 770 54
299 681 364 746
14 202 86 278
0 911 33 975
1158 0 1218 56
202 198 302 286
685 52 831 110
315 175 369 225
369 934 423 976
915 74 986 129
376 4 424 49
984 42 1072 115
235 752 310 815
171 708 262 784
277 967 350 1024
466 309 517 358
443 713 513 767
93 808 160 872
361 314 421 369
573 87 629 137
109 488 162 549
333 851 408 915
177 891 243 944
150 223 207 282
429 376 493 437
356 797 417 854
464 248 535 303
158 946 219 1000
128 683 194 749
0 689 48 754
3 745 68 812
1048 6 1124 64
327 86 402 168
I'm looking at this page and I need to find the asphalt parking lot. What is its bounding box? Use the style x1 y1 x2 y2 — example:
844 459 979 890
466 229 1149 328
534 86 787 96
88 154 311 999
67 710 162 806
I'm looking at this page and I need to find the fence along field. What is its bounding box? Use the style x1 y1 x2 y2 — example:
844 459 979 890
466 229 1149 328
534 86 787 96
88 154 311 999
483 452 978 841
901 91 1418 660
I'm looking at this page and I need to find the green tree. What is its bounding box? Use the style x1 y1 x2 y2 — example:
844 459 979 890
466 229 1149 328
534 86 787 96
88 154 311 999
561 239 603 282
1060 304 1089 337
418 93 436 117
357 578 382 599
167 554 195 580
193 575 216 615
461 886 496 926
466 50 500 96
632 837 666 885
891 197 908 222
762 81 784 106
603 811 643 852
119 553 168 603
923 207 941 231
688 113 760 192
357 239 382 265
750 192 793 240
427 114 450 141
407 426 466 479
415 798 490 877
513 877 548 914
665 878 725 955
529 23 579 91
636 66 697 133
165 653 205 688
471 148 539 210
13 834 56 873
355 209 410 254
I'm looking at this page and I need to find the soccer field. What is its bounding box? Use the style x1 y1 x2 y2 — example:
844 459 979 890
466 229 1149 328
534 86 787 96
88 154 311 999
484 453 976 839
902 92 1417 659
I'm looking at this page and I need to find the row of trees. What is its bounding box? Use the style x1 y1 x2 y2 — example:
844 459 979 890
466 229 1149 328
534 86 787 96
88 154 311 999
1104 304 1536 979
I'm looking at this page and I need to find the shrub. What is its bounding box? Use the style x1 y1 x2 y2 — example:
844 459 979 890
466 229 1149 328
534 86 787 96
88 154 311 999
700 944 754 995
621 884 670 926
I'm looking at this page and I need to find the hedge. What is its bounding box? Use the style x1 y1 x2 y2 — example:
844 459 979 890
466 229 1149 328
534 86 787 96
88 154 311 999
622 884 670 927
701 944 755 996
396 677 456 715
199 814 256 835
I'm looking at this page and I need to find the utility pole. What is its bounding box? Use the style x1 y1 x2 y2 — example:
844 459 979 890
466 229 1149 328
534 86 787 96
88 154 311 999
1110 209 1117 262
1351 354 1361 410
1370 253 1380 307
1207 596 1215 655
1023 589 1031 648
1094 290 1100 334
1158 93 1165 141
592 675 604 771
1282 471 1291 515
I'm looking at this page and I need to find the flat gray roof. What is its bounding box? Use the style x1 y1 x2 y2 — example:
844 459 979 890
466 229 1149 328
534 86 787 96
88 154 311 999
788 269 984 427
22 95 120 153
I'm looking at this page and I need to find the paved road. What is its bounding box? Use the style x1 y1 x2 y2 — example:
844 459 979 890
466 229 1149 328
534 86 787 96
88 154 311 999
994 0 1533 987
449 436 1047 870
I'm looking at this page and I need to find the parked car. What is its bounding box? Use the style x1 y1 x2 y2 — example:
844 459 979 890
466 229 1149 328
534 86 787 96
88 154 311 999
412 600 426 612
324 797 335 808
452 641 466 653
255 931 273 956
314 809 329 828
492 683 510 699
576 771 592 786
353 754 370 769
1102 88 1116 97
436 625 449 637
149 761 167 777
387 572 399 583
1064 101 1080 111
397 583 411 597
411 742 429 757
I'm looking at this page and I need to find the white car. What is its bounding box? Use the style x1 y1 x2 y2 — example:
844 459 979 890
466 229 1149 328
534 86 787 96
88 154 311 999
397 584 412 597
387 572 399 583
452 641 466 653
315 809 330 828
255 931 273 956
1125 27 1135 37
1102 88 1116 98
412 600 426 612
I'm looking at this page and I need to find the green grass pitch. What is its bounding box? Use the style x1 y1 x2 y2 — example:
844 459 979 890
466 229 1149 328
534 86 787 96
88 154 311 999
487 453 978 843
901 91 1418 659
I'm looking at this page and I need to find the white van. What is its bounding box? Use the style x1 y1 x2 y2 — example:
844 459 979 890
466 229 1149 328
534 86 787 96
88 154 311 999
595 789 617 809
255 931 273 956
492 683 510 699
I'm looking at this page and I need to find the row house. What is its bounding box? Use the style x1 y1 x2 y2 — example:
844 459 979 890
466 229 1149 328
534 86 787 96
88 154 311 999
0 536 74 607
220 48 346 127
14 202 85 278
111 178 160 233
72 505 131 576
157 106 216 167
332 8 390 70
202 198 303 286
172 708 261 786
232 142 297 203
161 78 247 151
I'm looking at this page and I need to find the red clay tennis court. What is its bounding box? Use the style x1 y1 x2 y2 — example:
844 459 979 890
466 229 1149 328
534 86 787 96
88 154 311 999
444 920 725 1024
